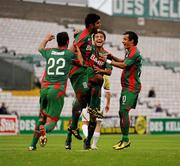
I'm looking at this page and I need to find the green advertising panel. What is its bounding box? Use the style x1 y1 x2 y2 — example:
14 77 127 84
113 0 180 21
19 116 82 134
101 115 147 134
149 118 180 134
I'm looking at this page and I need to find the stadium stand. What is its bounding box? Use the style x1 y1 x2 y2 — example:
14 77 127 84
0 0 180 119
0 17 180 117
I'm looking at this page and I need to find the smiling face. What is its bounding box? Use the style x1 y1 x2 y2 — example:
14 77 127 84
122 34 134 49
94 32 105 48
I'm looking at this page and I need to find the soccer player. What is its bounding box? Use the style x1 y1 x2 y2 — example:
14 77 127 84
65 13 102 149
82 75 111 149
82 30 112 149
28 32 83 151
103 31 142 150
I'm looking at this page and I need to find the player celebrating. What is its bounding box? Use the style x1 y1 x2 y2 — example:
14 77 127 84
82 31 112 149
83 30 112 149
103 31 142 150
65 13 102 149
28 32 83 151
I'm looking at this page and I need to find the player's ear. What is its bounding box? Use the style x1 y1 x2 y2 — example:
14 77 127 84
67 40 69 46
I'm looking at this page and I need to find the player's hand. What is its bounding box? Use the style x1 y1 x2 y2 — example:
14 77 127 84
73 29 80 38
45 33 55 41
105 105 110 112
99 54 107 62
93 65 101 73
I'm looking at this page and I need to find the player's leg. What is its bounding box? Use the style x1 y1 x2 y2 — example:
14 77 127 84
39 87 64 147
84 114 97 150
29 112 46 150
114 90 138 150
66 73 89 142
91 119 102 149
87 74 103 118
81 108 89 138
29 89 48 151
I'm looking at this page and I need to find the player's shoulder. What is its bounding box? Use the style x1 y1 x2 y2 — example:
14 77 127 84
129 47 141 58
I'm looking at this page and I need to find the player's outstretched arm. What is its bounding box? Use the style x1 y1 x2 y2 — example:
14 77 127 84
110 54 124 62
108 60 127 69
93 66 112 75
100 53 124 63
38 33 55 51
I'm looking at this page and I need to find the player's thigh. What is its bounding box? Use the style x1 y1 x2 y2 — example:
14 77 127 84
70 72 89 95
40 88 48 110
119 90 139 112
46 88 64 118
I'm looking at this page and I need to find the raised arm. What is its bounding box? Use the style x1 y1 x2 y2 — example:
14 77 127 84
38 33 55 51
93 66 112 75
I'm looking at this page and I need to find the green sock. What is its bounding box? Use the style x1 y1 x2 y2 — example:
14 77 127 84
70 99 81 129
66 131 72 143
119 111 129 142
31 120 45 147
86 117 97 145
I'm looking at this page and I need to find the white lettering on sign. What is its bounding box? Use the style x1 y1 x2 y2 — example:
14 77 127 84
165 121 180 131
149 121 163 132
113 0 144 16
0 119 16 131
20 120 35 131
149 0 180 18
113 0 180 20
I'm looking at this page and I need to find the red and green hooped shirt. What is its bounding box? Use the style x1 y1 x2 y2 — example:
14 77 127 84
121 46 142 93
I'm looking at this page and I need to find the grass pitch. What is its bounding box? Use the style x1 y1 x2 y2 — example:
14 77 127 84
0 134 180 166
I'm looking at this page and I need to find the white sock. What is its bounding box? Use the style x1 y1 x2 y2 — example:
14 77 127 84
92 132 100 147
82 124 88 138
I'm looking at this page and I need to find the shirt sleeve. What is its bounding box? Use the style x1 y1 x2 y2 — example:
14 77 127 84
124 53 139 67
39 48 48 58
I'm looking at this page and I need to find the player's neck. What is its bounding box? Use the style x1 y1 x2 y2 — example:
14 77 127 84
58 45 68 50
96 46 103 52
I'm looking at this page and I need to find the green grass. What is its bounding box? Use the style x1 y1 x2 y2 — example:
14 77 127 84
0 134 180 166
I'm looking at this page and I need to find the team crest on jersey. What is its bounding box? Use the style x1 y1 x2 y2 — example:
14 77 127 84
51 51 65 56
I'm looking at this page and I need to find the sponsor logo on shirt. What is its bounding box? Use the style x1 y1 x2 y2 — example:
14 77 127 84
90 54 105 66
51 51 65 56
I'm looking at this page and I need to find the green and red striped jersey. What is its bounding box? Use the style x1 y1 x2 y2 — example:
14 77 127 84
121 46 142 93
69 28 93 77
88 47 112 70
39 48 76 89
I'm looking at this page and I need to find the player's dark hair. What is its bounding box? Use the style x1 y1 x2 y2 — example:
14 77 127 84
56 32 69 46
123 31 138 45
93 30 106 40
85 13 100 28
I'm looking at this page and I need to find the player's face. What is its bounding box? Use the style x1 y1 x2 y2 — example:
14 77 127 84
94 33 105 48
91 19 101 33
122 34 133 49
